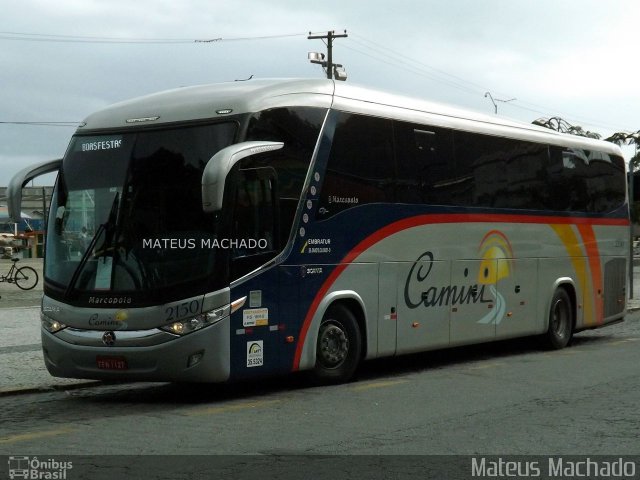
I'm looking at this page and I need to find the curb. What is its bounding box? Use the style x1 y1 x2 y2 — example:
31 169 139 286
0 381 105 398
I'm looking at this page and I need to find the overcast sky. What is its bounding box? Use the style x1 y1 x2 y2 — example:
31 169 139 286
1 0 639 185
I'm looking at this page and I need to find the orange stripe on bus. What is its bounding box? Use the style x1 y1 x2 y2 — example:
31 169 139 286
577 224 603 325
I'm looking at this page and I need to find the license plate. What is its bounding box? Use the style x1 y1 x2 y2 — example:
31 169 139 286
96 356 128 370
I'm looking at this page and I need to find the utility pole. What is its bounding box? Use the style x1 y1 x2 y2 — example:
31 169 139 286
308 30 348 80
631 142 637 299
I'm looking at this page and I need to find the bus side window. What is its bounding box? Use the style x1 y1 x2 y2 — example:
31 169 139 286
395 123 455 204
581 150 625 213
548 146 584 211
317 112 394 218
245 107 326 242
230 167 279 279
454 132 509 208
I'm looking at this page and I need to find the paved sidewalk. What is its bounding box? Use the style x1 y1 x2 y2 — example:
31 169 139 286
0 258 101 395
0 258 43 308
0 306 101 395
1 258 640 397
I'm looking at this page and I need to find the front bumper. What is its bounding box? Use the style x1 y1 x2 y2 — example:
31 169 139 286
41 319 230 383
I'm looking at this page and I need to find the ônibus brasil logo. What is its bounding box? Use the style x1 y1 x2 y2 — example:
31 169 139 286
8 456 73 479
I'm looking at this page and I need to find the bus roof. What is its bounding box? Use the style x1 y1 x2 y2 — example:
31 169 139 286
79 79 334 131
78 78 623 156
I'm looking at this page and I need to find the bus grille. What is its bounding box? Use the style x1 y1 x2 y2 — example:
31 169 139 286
603 257 626 318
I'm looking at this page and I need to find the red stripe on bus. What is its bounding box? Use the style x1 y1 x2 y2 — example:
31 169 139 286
577 224 604 325
292 213 628 370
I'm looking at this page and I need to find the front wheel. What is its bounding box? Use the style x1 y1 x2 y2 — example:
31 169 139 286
14 266 38 290
542 288 573 349
312 304 362 384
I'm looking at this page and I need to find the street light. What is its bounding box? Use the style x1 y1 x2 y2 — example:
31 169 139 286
308 52 347 81
333 65 347 81
484 92 516 114
308 52 325 64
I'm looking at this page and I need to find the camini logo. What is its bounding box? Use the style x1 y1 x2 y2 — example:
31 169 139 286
403 230 514 325
476 230 514 325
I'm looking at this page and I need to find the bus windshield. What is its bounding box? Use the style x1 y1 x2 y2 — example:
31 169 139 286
45 122 238 304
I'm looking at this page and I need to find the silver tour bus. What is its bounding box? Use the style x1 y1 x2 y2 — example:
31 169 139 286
8 79 629 384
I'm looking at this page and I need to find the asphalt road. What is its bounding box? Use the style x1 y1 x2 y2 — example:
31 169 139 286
1 310 639 458
1 258 638 479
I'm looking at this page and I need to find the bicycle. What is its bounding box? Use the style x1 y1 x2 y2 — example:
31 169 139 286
0 258 39 290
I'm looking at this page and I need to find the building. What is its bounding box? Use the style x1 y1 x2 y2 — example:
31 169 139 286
0 186 53 258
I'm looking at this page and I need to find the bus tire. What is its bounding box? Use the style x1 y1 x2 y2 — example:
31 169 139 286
312 304 362 384
542 288 573 350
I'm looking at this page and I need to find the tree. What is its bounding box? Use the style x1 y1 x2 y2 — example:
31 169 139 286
605 130 640 171
532 116 601 139
533 118 640 170
605 131 640 225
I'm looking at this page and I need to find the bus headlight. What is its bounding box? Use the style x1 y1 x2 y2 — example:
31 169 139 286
160 306 228 336
41 313 67 333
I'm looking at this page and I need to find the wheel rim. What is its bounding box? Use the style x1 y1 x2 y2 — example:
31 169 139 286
551 297 569 339
15 268 37 290
318 321 349 369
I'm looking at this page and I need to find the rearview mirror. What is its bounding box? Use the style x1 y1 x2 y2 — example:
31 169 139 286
7 158 62 222
201 141 283 212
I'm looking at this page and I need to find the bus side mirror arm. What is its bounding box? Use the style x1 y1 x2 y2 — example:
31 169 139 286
7 158 62 222
201 141 284 212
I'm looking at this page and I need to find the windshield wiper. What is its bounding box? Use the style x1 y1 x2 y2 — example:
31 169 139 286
64 192 119 299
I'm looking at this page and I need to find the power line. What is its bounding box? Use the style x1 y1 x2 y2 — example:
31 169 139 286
347 33 636 133
0 31 307 44
349 34 490 97
0 121 81 127
2 29 635 133
342 40 482 96
0 31 193 44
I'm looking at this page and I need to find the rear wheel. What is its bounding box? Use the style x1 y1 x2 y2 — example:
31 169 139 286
312 304 362 384
542 288 573 349
15 266 38 290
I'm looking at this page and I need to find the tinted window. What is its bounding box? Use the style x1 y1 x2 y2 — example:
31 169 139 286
395 124 455 204
548 147 625 212
586 152 625 212
244 106 326 245
315 112 625 215
245 107 326 200
46 122 238 302
450 137 624 213
500 141 549 210
454 132 507 207
453 133 551 208
548 146 585 211
317 112 394 218
231 168 277 253
228 166 279 279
